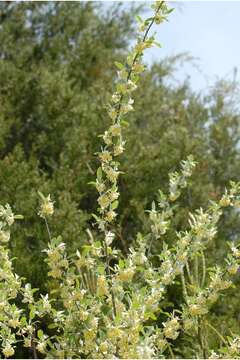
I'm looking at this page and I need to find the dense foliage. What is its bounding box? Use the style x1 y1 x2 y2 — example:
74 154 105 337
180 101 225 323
0 1 138 287
1 1 240 358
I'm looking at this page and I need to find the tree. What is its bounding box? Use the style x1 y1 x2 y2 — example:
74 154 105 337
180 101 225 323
0 1 138 287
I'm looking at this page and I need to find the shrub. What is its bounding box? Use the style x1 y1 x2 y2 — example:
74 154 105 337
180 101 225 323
1 1 240 358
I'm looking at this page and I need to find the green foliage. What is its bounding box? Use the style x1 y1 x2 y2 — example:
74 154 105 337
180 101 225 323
0 1 137 287
1 1 240 358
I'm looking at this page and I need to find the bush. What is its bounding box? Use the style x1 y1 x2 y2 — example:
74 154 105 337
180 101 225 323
1 1 240 358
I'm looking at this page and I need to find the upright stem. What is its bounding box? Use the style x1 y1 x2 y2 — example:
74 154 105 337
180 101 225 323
198 317 207 359
147 234 154 257
31 332 38 359
167 342 175 359
194 255 199 286
201 250 206 288
114 3 163 125
205 321 227 347
103 235 117 318
44 216 52 242
181 270 188 304
97 2 164 321
186 261 194 284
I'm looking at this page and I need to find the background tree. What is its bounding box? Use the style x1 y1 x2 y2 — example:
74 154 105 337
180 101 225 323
0 1 138 287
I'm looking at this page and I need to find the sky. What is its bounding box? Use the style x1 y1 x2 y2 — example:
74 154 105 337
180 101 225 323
141 1 240 93
104 1 240 93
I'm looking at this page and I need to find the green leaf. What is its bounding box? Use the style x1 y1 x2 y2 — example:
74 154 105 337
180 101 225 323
48 323 58 330
92 213 100 222
114 61 124 70
154 41 162 48
20 316 27 325
121 120 129 128
167 8 174 14
136 15 143 23
88 181 96 187
53 235 63 246
37 329 44 339
144 17 153 25
97 265 105 275
82 245 92 255
14 214 24 220
97 167 102 181
144 312 157 320
38 191 45 201
119 259 125 269
111 200 119 210
29 307 36 320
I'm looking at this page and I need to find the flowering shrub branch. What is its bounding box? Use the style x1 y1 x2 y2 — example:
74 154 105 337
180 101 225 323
1 1 240 359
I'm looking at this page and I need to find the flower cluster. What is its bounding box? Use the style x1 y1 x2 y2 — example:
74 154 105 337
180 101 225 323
210 336 240 359
0 206 53 358
0 204 16 244
43 237 68 279
38 192 54 218
148 155 196 240
93 1 173 230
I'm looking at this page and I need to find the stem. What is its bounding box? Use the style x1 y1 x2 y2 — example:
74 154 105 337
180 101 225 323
98 5 164 226
186 261 194 285
44 216 52 242
205 321 228 346
80 270 88 290
103 235 117 318
31 332 37 359
86 269 95 295
147 234 154 257
194 255 199 286
201 250 206 288
116 226 128 255
96 0 164 346
167 342 175 359
181 269 188 304
114 3 163 125
197 317 207 359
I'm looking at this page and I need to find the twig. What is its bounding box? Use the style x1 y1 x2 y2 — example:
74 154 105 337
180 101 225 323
44 216 52 242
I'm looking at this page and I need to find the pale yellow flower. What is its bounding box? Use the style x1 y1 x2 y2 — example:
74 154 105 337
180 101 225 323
97 275 108 296
109 124 121 136
114 144 124 156
96 180 105 193
228 264 239 275
105 210 117 222
8 318 20 328
105 167 119 183
99 151 112 163
99 341 108 354
98 194 110 209
36 342 46 354
23 338 32 348
219 196 231 207
0 230 10 243
118 268 135 282
3 345 15 358
39 195 54 218
189 304 207 316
